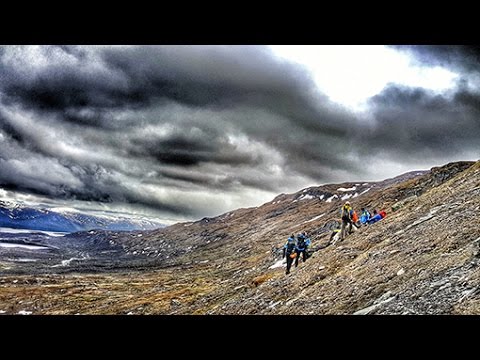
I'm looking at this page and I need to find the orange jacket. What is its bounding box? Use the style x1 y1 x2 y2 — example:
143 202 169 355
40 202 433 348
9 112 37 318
352 210 359 222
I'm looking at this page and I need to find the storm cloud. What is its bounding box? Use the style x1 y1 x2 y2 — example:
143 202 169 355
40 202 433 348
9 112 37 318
0 45 478 223
357 85 480 164
392 45 480 73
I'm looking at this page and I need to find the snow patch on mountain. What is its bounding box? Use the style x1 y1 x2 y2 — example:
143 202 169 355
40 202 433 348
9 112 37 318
326 195 338 203
359 188 371 195
303 214 325 223
338 186 357 192
0 242 49 250
0 227 67 236
298 194 314 201
269 259 285 269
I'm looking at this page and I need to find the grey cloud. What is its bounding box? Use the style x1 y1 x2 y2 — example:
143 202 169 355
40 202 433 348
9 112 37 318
0 46 135 125
1 45 479 222
391 45 480 73
359 85 480 164
128 126 262 167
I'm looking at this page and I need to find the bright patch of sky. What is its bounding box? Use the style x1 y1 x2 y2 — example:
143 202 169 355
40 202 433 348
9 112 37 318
270 45 459 111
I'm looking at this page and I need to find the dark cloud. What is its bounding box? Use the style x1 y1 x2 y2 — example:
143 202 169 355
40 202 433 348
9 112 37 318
0 45 318 115
0 181 53 198
0 114 27 145
454 88 480 110
100 45 314 101
0 45 479 223
128 126 263 168
0 46 141 130
392 45 480 73
361 84 480 163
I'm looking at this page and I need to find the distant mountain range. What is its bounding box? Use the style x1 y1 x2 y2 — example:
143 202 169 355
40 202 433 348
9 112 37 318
0 201 165 232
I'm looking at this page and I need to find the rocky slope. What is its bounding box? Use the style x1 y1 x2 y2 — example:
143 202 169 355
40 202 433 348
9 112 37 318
211 160 480 314
0 160 478 314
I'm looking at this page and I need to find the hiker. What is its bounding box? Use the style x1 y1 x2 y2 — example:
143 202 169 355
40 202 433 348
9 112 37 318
340 201 356 240
295 233 308 267
360 207 371 225
282 234 297 275
367 209 384 224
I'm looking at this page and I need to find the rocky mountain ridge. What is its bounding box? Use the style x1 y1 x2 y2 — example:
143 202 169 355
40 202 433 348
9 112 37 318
0 160 478 314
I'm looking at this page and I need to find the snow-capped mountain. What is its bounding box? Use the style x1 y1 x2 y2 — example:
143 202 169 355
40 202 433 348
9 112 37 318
0 200 165 232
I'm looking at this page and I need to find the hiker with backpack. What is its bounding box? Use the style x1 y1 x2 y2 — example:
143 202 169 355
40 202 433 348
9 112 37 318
283 234 297 275
360 207 371 225
295 233 308 267
340 201 356 240
367 209 386 224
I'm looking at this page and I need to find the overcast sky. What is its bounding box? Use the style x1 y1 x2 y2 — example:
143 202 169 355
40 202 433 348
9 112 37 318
0 45 479 224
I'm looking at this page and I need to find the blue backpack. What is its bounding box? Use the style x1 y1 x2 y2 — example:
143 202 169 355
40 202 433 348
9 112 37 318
296 236 306 250
285 238 296 253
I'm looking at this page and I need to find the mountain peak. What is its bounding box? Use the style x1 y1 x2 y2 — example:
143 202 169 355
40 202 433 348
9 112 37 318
0 202 165 232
